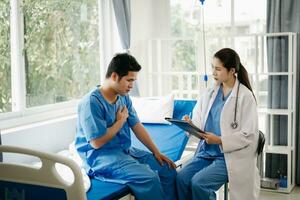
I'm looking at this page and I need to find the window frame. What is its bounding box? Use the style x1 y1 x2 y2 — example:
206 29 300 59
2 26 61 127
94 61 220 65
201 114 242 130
0 0 103 129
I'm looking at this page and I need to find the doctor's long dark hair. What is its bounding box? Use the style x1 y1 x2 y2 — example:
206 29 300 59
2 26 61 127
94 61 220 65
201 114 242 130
214 48 256 100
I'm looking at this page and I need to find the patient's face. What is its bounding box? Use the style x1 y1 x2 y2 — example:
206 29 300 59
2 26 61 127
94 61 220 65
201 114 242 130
115 71 137 95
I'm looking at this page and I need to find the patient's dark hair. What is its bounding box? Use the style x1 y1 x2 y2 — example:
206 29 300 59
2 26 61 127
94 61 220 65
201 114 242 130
106 53 141 79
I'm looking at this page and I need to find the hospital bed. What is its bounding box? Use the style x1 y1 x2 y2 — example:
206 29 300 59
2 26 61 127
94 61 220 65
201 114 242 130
0 99 196 200
0 145 86 200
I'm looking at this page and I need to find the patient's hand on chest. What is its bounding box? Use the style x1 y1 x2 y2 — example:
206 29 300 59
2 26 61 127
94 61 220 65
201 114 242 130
116 105 128 124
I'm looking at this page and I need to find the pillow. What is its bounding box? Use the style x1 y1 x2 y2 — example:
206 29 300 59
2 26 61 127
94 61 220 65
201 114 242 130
130 94 174 124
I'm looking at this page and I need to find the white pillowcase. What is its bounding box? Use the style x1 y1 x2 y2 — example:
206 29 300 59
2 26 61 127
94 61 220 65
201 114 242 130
130 94 174 124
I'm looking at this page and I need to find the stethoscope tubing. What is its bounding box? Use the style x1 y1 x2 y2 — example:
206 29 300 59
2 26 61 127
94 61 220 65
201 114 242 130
208 82 240 129
231 83 240 129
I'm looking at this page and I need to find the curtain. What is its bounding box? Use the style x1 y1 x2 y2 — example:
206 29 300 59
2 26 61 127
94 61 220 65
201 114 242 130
266 0 300 185
112 0 140 96
112 0 131 50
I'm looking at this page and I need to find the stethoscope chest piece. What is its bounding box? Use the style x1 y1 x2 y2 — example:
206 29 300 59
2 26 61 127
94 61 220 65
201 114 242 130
231 121 238 129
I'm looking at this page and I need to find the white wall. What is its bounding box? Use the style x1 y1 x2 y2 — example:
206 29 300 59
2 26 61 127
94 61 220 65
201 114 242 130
1 115 76 163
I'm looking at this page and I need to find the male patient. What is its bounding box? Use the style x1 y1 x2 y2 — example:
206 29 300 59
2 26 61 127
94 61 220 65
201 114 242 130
75 53 177 200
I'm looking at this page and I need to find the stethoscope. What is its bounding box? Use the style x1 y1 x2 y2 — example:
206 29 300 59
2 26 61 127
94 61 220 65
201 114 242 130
230 83 240 129
208 82 240 129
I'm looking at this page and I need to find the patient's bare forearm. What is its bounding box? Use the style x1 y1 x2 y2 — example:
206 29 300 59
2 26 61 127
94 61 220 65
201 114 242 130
132 123 160 155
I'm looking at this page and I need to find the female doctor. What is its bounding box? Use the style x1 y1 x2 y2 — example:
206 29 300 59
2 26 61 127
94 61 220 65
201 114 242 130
176 48 260 200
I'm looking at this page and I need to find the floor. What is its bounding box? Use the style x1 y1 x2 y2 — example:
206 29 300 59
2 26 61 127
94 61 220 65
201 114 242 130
259 186 300 200
121 186 300 200
216 186 300 200
183 143 300 200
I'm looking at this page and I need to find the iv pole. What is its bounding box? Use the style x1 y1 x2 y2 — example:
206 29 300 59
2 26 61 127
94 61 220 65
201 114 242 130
199 0 208 87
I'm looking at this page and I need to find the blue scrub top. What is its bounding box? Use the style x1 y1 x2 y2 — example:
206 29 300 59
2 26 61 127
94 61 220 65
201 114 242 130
75 86 140 177
197 87 231 158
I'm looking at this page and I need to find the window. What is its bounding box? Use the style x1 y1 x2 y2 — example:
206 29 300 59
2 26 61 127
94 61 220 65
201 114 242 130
166 0 266 96
234 0 266 34
170 0 266 63
171 40 196 72
171 0 266 38
0 0 11 113
23 0 100 107
170 0 197 38
0 0 102 128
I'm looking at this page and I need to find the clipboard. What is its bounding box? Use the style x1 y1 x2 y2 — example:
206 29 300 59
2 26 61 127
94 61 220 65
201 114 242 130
165 117 205 139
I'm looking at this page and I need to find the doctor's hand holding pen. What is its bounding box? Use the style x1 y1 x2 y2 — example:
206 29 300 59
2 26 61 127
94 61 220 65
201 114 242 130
182 113 203 139
182 113 222 144
182 112 192 121
182 113 192 137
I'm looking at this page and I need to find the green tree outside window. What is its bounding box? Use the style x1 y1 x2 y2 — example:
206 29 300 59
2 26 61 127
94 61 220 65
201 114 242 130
23 0 100 107
0 0 11 113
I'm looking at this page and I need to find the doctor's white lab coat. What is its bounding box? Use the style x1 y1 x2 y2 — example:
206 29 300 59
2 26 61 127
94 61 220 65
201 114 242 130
192 79 260 200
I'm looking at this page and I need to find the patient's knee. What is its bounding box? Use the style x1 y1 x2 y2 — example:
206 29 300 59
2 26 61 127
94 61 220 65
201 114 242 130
159 164 177 179
176 170 189 186
147 172 161 185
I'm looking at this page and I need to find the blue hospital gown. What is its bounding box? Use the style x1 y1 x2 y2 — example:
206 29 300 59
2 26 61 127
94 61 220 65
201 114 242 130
75 86 176 200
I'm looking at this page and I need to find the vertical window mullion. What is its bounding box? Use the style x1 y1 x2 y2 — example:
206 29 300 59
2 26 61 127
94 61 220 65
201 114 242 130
230 0 235 48
10 0 26 112
98 0 106 84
